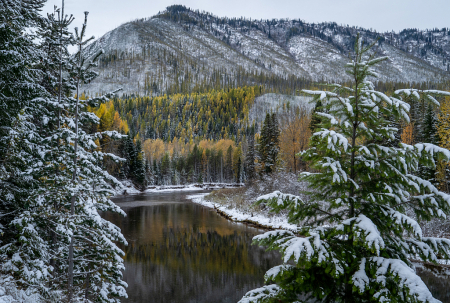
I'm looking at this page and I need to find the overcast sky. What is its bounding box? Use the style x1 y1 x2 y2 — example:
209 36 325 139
42 0 450 42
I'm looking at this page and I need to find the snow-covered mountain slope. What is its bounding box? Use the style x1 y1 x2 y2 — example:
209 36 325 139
82 5 450 95
249 93 313 127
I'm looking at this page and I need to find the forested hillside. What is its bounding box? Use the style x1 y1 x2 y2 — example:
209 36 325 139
112 86 259 141
82 5 450 95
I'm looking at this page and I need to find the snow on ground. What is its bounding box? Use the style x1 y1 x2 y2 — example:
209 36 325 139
113 180 141 196
145 183 243 193
187 193 298 231
0 277 39 303
113 182 243 196
185 172 306 231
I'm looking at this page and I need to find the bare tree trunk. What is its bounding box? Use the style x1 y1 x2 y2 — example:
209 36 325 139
51 0 65 287
68 31 82 303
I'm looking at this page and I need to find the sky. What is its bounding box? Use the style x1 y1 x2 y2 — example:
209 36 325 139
42 0 450 42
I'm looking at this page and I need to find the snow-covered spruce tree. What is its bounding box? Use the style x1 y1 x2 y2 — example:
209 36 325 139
258 113 280 174
63 12 127 302
0 5 127 302
417 104 440 185
240 36 450 303
134 140 146 188
0 0 55 298
245 132 256 181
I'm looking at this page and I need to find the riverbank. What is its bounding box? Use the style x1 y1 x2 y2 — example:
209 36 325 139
145 183 243 193
114 181 243 196
187 193 298 231
186 172 306 231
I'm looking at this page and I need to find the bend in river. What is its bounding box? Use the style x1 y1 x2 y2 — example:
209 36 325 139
106 191 450 303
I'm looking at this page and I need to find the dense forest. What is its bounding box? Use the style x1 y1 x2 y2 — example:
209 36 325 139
86 77 450 191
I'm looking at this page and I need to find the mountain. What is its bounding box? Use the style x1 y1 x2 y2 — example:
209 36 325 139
83 5 450 95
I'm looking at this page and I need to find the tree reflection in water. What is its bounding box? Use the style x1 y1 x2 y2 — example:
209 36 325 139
105 193 449 302
105 193 280 303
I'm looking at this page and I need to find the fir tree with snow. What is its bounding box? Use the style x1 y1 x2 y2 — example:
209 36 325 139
0 2 127 302
417 104 440 186
258 113 280 174
245 132 256 181
240 35 450 303
62 11 127 303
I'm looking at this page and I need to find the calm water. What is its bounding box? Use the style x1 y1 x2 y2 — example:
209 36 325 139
106 191 280 303
106 191 450 303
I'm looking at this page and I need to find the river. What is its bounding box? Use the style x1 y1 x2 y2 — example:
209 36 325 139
106 191 450 303
106 191 280 303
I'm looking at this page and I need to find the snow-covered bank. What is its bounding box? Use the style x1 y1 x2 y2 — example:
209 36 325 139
187 193 298 231
145 183 243 193
113 181 243 196
113 180 141 196
185 172 306 231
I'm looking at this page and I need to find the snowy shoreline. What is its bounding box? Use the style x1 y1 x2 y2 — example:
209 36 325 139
114 182 243 196
187 193 298 231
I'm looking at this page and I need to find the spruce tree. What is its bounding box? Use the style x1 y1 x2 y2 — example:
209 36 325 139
245 132 256 181
309 99 323 132
134 140 146 187
0 0 55 298
240 35 450 303
268 113 280 170
258 113 280 173
64 11 127 302
1 3 127 302
258 113 271 173
418 104 440 185
123 135 136 179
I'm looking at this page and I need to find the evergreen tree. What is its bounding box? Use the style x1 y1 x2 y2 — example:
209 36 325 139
240 35 450 303
0 3 127 302
161 152 171 185
0 1 63 299
145 159 154 185
269 113 280 169
418 103 440 185
123 135 136 179
308 99 323 132
134 140 146 187
245 132 256 181
64 11 127 302
422 103 439 145
258 113 280 173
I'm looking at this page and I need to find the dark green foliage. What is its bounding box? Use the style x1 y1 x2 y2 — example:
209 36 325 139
258 113 280 173
121 135 146 187
418 104 440 184
245 132 256 181
309 99 323 133
423 103 439 145
241 35 450 303
134 140 146 186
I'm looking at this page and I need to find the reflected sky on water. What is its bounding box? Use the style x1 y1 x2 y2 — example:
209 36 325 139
106 191 280 303
106 191 450 303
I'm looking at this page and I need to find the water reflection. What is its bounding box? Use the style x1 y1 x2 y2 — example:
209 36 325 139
106 192 448 302
105 192 280 303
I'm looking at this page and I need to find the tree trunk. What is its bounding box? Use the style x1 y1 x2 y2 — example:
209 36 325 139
68 34 82 303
